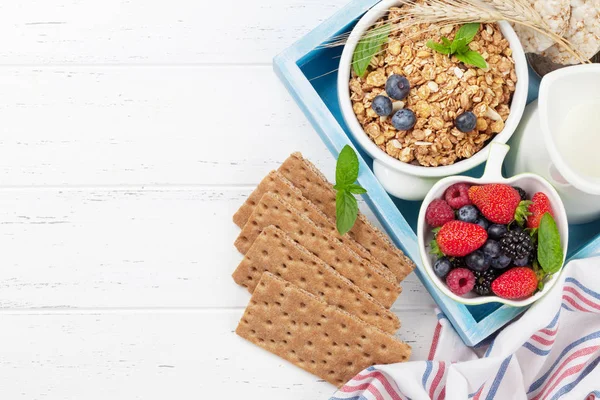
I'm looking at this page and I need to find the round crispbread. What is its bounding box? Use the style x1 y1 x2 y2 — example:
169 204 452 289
542 0 600 64
512 0 571 53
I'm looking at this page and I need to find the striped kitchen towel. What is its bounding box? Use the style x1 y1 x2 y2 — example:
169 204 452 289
330 256 600 400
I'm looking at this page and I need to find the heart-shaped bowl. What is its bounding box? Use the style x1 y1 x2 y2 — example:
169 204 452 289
417 143 569 307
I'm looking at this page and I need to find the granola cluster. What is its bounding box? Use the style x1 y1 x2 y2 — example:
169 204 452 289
350 11 517 167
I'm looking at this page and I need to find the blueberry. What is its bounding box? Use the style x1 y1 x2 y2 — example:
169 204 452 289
433 257 452 279
371 95 393 116
385 74 410 100
392 109 417 131
457 205 479 223
482 240 501 258
513 186 528 201
488 224 508 240
465 250 490 272
455 111 477 133
491 253 512 269
514 256 529 266
475 217 490 230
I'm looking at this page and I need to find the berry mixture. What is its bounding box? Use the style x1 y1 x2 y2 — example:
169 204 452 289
425 183 564 300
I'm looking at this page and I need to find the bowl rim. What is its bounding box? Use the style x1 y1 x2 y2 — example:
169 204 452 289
336 0 529 178
417 168 570 307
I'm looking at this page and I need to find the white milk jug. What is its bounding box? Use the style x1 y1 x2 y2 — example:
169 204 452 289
506 65 600 224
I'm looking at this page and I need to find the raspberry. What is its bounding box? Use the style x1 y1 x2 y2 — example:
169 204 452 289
444 183 472 209
446 268 476 296
425 199 455 227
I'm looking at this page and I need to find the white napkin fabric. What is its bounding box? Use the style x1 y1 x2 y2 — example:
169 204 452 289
330 257 600 400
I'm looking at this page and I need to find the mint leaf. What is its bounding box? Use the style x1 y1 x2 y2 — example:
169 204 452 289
428 23 486 69
426 40 450 55
352 24 391 77
455 23 480 44
538 213 563 274
334 145 365 235
336 190 359 235
455 50 488 69
336 145 359 187
451 37 467 54
346 183 367 195
455 40 471 55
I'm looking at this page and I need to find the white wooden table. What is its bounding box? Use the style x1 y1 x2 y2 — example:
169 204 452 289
0 1 437 398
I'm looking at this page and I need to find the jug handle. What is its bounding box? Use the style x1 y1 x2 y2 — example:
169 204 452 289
548 163 572 188
481 143 510 181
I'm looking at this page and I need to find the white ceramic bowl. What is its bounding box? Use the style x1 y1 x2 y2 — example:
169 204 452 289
417 143 569 307
338 0 529 201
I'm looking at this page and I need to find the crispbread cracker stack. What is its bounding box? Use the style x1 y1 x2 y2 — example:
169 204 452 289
235 193 400 308
236 273 411 387
234 170 386 271
512 0 570 53
541 0 600 64
233 170 296 227
278 152 415 282
233 226 400 333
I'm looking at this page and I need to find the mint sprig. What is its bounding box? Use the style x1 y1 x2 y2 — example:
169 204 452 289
334 145 367 235
426 23 487 69
352 24 391 78
537 213 563 275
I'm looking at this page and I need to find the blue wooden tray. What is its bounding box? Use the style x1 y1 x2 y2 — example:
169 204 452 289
273 0 600 346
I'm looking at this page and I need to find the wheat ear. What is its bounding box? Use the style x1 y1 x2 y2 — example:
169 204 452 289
395 0 587 63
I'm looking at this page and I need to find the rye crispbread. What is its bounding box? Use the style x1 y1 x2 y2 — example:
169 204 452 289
236 272 411 387
233 170 387 272
278 152 415 282
234 193 400 308
233 226 400 333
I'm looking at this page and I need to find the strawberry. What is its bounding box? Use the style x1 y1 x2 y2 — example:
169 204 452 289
491 267 538 299
468 184 521 224
527 192 554 229
436 220 488 257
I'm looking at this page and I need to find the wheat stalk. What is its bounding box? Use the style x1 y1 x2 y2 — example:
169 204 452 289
393 0 588 63
324 0 588 65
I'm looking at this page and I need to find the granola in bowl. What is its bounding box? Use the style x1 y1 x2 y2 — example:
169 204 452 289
349 9 518 168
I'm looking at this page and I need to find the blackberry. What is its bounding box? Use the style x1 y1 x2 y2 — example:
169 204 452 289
473 269 496 296
512 186 528 201
500 230 534 261
450 257 467 269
